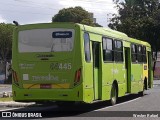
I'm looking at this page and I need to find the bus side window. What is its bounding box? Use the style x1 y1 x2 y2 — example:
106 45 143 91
131 44 137 63
84 32 91 62
102 37 113 62
114 40 123 62
137 45 143 63
142 46 147 63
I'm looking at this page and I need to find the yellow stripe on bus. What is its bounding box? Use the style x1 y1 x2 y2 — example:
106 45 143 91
23 84 40 89
52 84 70 88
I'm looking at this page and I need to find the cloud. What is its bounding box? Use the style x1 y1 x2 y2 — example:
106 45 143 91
0 15 6 23
58 0 117 13
0 0 117 27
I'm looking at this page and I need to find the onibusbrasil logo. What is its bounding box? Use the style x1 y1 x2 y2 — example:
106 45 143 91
1 112 42 118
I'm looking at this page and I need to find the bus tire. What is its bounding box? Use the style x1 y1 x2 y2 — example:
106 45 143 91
139 90 144 96
144 78 148 90
110 83 118 105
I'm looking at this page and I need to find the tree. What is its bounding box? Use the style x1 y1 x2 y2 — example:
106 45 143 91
52 6 102 27
109 0 160 72
109 0 159 48
0 23 14 62
0 23 14 83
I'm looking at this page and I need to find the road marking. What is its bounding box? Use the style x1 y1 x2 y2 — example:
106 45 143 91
0 107 23 111
94 97 141 111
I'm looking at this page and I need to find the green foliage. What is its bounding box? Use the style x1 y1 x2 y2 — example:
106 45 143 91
109 0 160 51
0 23 14 61
52 6 102 27
80 19 94 26
52 6 90 23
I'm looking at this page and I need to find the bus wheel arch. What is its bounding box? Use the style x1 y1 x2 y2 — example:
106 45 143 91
110 80 118 105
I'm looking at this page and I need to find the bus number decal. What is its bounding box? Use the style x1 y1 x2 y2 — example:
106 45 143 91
50 63 72 70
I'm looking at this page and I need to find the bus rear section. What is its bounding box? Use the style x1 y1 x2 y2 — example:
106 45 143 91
12 23 83 102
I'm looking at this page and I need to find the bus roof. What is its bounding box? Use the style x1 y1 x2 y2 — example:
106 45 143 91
78 24 128 40
129 37 151 47
77 23 151 47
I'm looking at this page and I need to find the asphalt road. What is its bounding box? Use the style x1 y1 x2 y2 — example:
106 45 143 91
1 81 160 120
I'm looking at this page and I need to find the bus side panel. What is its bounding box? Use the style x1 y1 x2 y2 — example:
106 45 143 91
131 64 143 93
114 63 126 97
82 31 94 103
72 25 84 101
83 62 94 103
102 62 113 100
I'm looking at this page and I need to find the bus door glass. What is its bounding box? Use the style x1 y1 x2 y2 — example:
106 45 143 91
148 51 152 88
124 47 131 93
92 42 100 100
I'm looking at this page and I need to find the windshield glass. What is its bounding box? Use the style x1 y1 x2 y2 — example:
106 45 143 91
18 28 75 53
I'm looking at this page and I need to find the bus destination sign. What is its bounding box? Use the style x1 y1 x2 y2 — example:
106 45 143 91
52 31 72 38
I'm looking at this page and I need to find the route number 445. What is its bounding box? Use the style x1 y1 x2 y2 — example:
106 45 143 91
50 63 72 70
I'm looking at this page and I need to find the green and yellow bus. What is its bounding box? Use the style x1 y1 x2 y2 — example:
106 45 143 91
12 23 153 105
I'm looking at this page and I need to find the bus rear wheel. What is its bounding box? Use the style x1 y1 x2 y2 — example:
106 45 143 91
110 84 117 105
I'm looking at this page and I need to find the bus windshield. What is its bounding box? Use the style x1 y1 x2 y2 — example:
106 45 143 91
18 28 75 53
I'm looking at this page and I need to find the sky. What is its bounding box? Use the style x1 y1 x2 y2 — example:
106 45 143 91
0 0 118 27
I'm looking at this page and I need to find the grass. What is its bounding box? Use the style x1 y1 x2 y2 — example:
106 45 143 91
0 97 13 102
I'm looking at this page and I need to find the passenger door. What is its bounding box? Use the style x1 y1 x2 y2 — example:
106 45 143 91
92 42 101 100
124 47 131 93
148 51 153 88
